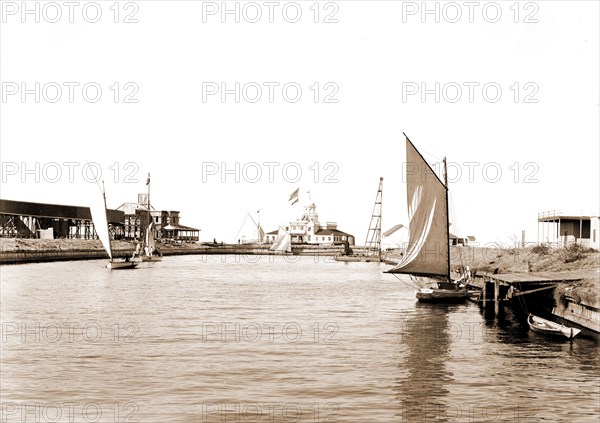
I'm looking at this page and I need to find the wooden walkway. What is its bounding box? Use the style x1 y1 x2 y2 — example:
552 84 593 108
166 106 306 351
471 270 599 315
480 270 599 284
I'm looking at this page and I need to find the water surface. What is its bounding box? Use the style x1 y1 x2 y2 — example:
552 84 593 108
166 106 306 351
1 255 598 422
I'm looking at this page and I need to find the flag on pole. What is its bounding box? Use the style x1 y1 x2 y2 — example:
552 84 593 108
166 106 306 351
146 173 150 186
289 188 299 205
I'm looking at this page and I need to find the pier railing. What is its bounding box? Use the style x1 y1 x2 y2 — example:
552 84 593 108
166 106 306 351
538 209 597 220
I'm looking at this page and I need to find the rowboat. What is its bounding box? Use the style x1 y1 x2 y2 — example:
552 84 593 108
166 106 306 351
528 313 581 339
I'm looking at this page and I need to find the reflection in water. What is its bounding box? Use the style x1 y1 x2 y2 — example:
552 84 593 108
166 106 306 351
394 302 454 422
0 256 598 422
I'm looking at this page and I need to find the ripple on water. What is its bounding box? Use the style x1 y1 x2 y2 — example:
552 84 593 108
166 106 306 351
1 256 598 422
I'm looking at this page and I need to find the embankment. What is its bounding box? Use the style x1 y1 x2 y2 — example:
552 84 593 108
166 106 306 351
0 239 345 264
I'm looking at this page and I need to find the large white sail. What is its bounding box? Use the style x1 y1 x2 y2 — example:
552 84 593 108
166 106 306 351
270 227 292 253
146 222 156 252
90 185 113 259
387 137 448 277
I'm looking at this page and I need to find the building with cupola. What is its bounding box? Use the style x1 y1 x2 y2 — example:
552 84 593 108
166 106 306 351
265 201 355 245
117 194 200 243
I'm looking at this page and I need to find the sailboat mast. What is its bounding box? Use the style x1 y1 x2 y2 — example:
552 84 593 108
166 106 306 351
101 180 112 258
145 173 152 248
147 173 151 225
443 158 450 282
378 178 382 259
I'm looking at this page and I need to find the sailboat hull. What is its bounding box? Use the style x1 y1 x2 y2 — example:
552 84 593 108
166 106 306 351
416 288 469 302
528 314 581 339
107 259 139 269
141 255 163 262
335 256 381 262
415 280 470 302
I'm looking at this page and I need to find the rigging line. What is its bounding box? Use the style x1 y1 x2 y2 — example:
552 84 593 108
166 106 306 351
391 273 422 290
233 213 249 243
414 146 444 175
409 275 425 289
246 212 258 227
448 190 461 238
517 283 531 314
448 190 469 272
81 159 105 197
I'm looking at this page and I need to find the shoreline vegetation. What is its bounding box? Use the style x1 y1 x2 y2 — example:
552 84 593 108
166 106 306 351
2 239 598 309
459 243 599 311
2 238 598 269
0 238 347 264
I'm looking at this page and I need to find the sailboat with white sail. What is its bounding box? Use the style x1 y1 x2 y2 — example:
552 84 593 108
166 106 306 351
233 211 265 244
140 173 163 261
141 221 163 261
270 226 292 254
90 181 139 269
385 134 469 302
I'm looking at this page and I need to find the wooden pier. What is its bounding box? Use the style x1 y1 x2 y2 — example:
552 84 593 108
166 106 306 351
469 270 599 316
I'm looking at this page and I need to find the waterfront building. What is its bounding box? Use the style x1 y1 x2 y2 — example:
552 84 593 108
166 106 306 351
381 224 473 251
0 197 200 243
117 194 200 243
265 202 355 246
0 199 124 239
449 233 476 246
538 210 600 250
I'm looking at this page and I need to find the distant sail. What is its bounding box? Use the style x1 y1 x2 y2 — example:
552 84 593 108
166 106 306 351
271 227 291 253
387 138 448 277
146 222 156 251
90 186 113 259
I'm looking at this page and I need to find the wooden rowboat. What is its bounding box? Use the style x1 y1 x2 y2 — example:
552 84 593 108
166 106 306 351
528 313 581 339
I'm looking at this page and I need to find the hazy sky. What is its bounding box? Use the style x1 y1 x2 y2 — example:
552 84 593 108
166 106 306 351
1 1 599 246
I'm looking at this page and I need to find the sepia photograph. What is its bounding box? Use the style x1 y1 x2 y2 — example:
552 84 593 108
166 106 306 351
1 1 599 421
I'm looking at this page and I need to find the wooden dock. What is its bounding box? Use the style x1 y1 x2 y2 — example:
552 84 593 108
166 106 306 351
470 270 599 315
479 271 598 284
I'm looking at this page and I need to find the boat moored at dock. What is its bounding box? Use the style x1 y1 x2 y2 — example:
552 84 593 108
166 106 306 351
528 313 582 339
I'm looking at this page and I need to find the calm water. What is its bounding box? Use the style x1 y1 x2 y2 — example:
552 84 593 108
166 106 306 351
1 255 598 422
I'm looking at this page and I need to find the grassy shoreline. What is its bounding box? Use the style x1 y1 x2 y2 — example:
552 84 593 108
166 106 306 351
0 238 345 264
3 239 598 308
3 239 598 271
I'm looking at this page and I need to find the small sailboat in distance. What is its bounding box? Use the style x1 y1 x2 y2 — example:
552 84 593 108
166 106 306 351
270 226 292 254
139 173 163 261
141 221 163 261
90 181 138 269
385 134 469 302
